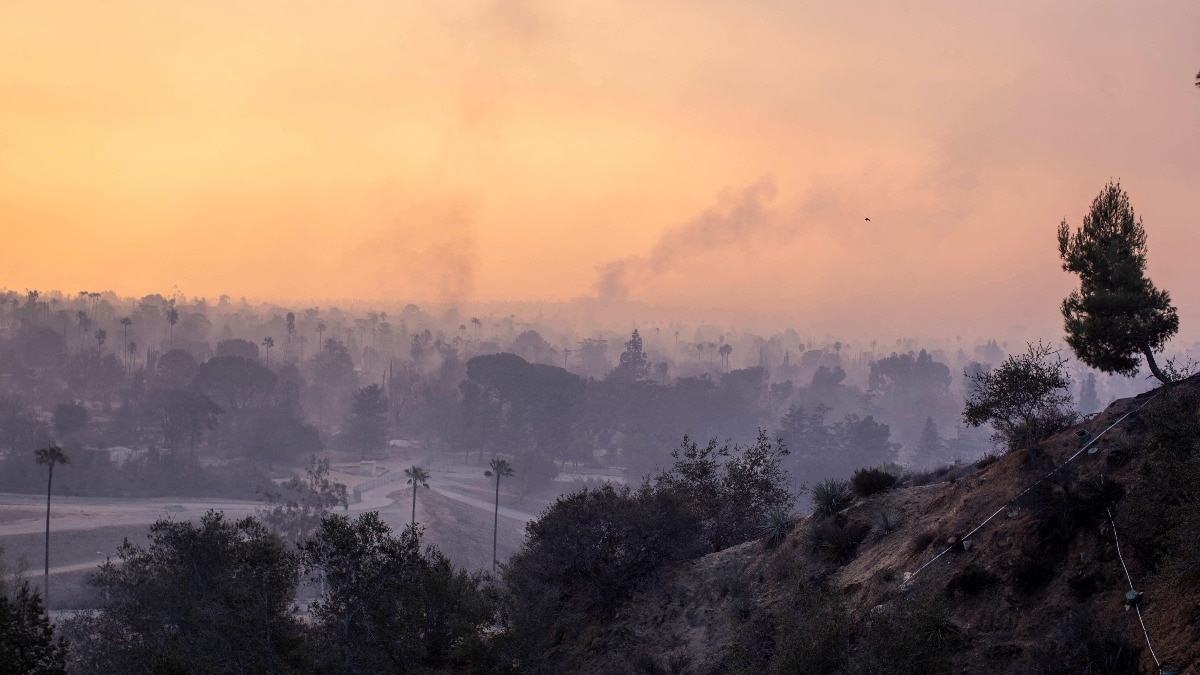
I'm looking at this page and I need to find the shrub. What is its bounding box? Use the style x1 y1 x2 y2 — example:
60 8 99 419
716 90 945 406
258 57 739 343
851 591 965 675
910 464 955 487
503 484 704 661
1104 438 1135 467
769 587 853 674
654 431 795 552
963 341 1079 452
811 479 853 516
852 467 897 497
810 518 870 564
976 452 1000 469
875 510 901 537
758 508 795 549
1019 609 1140 674
1066 476 1123 525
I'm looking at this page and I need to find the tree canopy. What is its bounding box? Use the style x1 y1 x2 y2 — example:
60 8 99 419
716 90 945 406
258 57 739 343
1058 181 1179 384
963 341 1078 451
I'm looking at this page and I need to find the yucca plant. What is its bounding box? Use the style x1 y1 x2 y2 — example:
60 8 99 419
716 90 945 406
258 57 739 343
758 508 796 548
811 479 853 517
875 510 900 537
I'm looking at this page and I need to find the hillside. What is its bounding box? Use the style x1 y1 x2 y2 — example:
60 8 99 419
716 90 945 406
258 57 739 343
540 381 1200 674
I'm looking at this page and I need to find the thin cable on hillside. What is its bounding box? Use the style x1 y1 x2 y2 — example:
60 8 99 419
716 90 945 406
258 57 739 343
1106 507 1162 669
905 391 1160 584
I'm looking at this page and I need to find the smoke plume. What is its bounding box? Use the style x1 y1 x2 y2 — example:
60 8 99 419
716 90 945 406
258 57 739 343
595 176 780 301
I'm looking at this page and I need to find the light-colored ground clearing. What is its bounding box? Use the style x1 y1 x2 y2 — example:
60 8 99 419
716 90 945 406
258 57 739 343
0 450 613 608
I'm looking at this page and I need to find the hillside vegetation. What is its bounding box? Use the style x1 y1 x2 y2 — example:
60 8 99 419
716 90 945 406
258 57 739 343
529 379 1200 674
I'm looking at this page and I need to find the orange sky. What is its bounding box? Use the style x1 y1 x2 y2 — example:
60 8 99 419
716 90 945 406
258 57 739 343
2 1 1197 339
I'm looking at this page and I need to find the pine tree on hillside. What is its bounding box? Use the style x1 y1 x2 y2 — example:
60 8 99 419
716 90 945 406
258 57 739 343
1058 182 1179 384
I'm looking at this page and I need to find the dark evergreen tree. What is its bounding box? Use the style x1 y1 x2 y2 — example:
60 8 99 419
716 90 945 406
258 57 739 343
345 384 389 458
915 416 945 462
0 582 66 675
302 513 493 673
609 329 650 381
65 512 306 674
1058 181 1179 384
1078 372 1100 415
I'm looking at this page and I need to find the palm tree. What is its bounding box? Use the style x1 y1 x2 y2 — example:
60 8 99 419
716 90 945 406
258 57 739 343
262 336 274 365
119 316 133 378
484 458 514 572
166 305 179 347
718 343 733 372
404 465 431 527
316 322 327 349
35 445 69 606
95 328 107 353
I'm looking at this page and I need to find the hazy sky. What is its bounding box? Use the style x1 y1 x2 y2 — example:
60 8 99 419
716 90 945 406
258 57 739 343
2 1 1197 338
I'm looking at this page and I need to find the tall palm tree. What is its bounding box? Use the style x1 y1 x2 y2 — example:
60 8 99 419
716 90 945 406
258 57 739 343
404 465 430 527
119 316 133 378
262 336 274 365
484 458 514 573
166 305 179 347
35 445 68 606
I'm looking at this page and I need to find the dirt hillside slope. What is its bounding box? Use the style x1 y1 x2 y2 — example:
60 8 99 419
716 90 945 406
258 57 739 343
547 383 1200 674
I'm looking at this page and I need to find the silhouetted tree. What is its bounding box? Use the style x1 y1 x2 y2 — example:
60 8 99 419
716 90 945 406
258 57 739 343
485 458 513 572
609 329 651 381
510 330 551 363
1058 181 1179 384
34 445 68 606
0 581 66 673
51 402 87 440
301 513 493 673
511 451 558 500
262 336 274 365
148 389 221 453
153 348 199 390
346 385 389 458
914 416 945 463
258 456 348 543
119 316 132 378
192 356 277 433
1079 372 1100 416
963 341 1078 451
576 338 609 378
404 465 430 527
67 512 305 673
165 304 179 347
215 338 259 361
310 339 356 427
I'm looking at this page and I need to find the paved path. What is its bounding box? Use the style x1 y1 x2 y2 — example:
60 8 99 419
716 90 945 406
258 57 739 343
428 485 537 524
